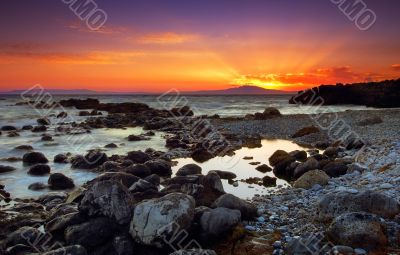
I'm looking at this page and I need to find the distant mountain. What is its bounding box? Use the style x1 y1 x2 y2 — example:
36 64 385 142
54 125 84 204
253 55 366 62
0 89 101 95
183 85 292 95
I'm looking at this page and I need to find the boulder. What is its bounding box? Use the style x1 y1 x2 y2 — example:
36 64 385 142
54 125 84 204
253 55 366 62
124 164 152 178
272 156 296 181
144 159 172 177
105 143 118 148
1 226 42 248
327 212 388 252
14 145 33 151
28 182 47 190
32 125 47 132
129 179 158 193
0 165 16 173
212 193 257 220
293 158 319 179
145 174 161 186
41 135 53 141
176 164 202 176
54 154 68 163
293 170 330 189
200 207 241 238
323 147 338 158
87 172 139 189
23 152 49 165
65 217 117 249
48 173 75 190
71 150 108 169
289 150 308 162
317 190 400 221
45 212 87 235
211 170 237 180
357 116 383 126
255 164 272 173
28 164 51 176
191 148 214 163
269 150 290 166
129 193 195 248
323 162 348 177
1 125 17 131
37 118 50 125
79 180 133 224
291 126 320 138
262 176 277 187
127 134 149 141
112 235 135 255
126 150 151 163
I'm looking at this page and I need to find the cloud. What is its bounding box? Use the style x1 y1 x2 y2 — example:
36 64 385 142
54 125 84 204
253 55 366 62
136 32 198 44
66 22 127 35
391 64 400 71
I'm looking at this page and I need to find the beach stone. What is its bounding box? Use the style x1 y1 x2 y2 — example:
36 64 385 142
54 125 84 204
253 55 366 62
129 193 195 248
317 190 400 221
285 234 328 255
323 161 348 177
28 182 47 190
331 245 354 254
1 226 42 248
32 125 47 132
144 174 161 186
262 176 277 187
71 150 108 169
127 134 148 141
65 217 117 249
323 147 338 158
41 135 53 141
126 150 151 163
212 193 257 220
273 156 296 181
170 249 217 255
88 172 139 189
314 141 330 150
28 164 50 176
22 125 33 130
54 154 68 163
211 170 237 180
14 145 33 151
291 126 320 138
289 150 308 162
23 152 49 165
1 125 17 131
45 212 86 235
200 207 241 238
357 116 383 126
56 112 68 118
293 158 319 179
144 159 172 177
347 163 366 174
293 170 330 189
48 173 75 190
255 164 272 173
327 212 388 252
0 165 16 173
79 180 133 224
37 118 50 125
269 150 290 166
105 143 118 148
176 164 202 176
191 148 214 163
124 164 151 178
129 179 158 193
380 183 394 189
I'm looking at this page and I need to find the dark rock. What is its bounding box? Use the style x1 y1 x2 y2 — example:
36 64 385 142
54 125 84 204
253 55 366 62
48 173 75 190
112 235 135 255
212 193 257 220
71 150 108 169
129 179 158 193
87 172 139 189
23 152 49 165
7 131 19 137
262 176 277 187
37 117 50 125
272 156 296 181
200 207 241 239
191 148 213 163
54 154 68 163
28 164 50 176
1 125 17 131
0 165 16 173
14 145 33 151
289 150 308 162
32 125 47 132
293 158 319 179
323 161 348 177
269 150 290 166
314 141 330 150
126 150 151 164
59 98 100 109
357 116 383 126
255 164 272 173
254 107 281 119
291 126 320 138
124 164 151 178
5 244 35 254
28 182 47 190
79 180 133 224
41 135 53 141
1 226 41 248
176 164 202 176
42 245 87 255
22 125 33 130
144 159 172 177
127 134 149 141
144 174 161 186
105 143 118 148
45 212 87 236
170 250 217 255
56 112 68 118
211 170 237 180
323 147 338 158
170 106 194 117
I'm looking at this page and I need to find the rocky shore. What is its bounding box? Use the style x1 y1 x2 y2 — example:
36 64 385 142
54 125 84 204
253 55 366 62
0 99 399 255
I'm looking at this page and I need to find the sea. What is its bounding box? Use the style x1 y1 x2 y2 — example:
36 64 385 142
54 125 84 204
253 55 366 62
0 95 372 199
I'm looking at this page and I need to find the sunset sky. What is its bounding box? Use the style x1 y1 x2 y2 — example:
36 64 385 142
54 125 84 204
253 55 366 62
1 0 400 92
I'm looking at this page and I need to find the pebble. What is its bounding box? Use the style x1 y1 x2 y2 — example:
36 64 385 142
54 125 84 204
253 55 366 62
257 216 266 223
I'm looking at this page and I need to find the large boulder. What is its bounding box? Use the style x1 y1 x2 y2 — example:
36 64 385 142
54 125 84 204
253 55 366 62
211 170 237 180
87 172 139 189
65 217 117 249
293 158 319 179
129 193 195 248
28 164 51 176
200 207 241 238
317 190 400 221
22 152 49 165
289 150 308 162
71 150 108 169
176 164 202 176
212 194 257 220
48 173 75 190
269 150 290 166
126 150 151 164
79 180 133 224
144 159 172 177
191 148 214 163
327 213 388 252
293 170 330 189
322 162 348 177
124 164 152 178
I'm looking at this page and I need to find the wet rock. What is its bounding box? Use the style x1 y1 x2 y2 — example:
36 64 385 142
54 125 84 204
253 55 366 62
45 212 87 236
144 159 172 177
54 154 68 163
170 106 194 117
42 245 87 255
129 193 195 248
105 143 118 148
0 165 16 173
87 172 139 189
293 170 330 189
112 235 135 255
126 150 151 164
65 217 117 249
56 112 68 118
7 131 19 137
5 244 35 255
212 193 257 220
22 125 33 130
327 212 388 252
323 161 348 177
357 116 383 126
144 174 161 186
269 150 291 167
28 182 48 191
200 207 241 238
323 147 338 158
48 173 75 190
211 170 237 180
28 164 51 176
127 134 149 141
271 152 296 181
129 179 158 193
262 176 277 187
291 126 320 138
255 164 272 173
314 141 330 150
1 226 41 248
293 158 319 179
289 150 308 162
317 190 400 221
176 164 202 176
32 125 47 132
78 110 90 116
37 117 50 125
254 107 281 119
100 161 121 172
14 145 33 151
1 125 17 131
124 164 151 178
71 150 108 169
191 148 213 163
23 152 49 165
79 180 133 224
170 250 217 255
41 134 53 141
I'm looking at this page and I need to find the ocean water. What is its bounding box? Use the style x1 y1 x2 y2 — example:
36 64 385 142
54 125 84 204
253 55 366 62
0 95 371 198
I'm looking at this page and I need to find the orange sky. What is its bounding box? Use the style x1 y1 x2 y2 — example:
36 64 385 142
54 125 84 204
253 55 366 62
1 1 400 92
